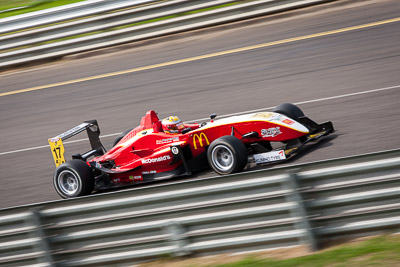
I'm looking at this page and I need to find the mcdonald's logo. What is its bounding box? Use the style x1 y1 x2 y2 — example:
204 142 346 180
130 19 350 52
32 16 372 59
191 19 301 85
193 132 210 149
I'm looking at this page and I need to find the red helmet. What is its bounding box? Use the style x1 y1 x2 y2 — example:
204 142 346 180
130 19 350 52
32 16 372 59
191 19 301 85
162 116 184 134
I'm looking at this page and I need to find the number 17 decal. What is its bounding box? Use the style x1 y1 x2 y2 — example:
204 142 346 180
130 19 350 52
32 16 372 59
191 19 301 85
48 138 66 167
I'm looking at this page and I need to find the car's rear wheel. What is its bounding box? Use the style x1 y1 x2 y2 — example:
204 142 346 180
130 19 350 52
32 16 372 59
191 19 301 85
207 136 248 175
112 128 133 147
273 103 305 121
53 159 94 198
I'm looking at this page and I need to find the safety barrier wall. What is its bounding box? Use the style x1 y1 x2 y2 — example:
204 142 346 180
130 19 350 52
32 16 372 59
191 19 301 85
0 149 399 266
0 0 157 34
0 0 335 69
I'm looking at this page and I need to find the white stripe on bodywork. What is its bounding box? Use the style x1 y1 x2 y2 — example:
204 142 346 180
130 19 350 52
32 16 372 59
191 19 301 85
196 112 309 134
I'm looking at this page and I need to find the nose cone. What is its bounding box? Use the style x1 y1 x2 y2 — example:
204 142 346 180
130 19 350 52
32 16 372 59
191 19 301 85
264 112 309 134
289 120 309 134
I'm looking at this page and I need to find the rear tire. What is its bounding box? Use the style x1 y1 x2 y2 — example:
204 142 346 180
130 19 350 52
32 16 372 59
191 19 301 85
273 103 305 121
207 136 248 175
53 160 94 199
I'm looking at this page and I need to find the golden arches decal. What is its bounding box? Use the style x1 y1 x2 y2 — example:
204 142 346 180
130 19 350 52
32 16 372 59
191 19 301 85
193 133 210 149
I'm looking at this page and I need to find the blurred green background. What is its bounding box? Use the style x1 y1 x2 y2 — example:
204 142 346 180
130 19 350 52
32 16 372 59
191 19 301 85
0 0 86 18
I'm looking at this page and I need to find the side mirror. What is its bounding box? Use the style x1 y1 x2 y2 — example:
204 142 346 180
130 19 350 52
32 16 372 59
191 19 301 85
210 113 217 120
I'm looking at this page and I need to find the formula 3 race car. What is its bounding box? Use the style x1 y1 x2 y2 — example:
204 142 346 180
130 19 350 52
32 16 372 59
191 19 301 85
49 103 334 198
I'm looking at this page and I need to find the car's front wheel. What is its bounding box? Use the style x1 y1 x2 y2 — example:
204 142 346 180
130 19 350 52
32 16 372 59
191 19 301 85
273 103 305 121
53 159 95 198
207 136 248 175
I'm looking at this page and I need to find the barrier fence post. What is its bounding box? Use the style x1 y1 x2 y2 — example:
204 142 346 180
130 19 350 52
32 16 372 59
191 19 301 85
284 173 318 251
164 220 190 257
28 209 55 266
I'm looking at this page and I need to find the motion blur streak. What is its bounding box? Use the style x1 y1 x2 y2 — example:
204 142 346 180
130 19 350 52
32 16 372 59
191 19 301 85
1 84 399 156
0 16 399 97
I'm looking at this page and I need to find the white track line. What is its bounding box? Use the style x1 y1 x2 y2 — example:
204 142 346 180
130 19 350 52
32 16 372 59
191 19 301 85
1 84 399 156
0 133 120 156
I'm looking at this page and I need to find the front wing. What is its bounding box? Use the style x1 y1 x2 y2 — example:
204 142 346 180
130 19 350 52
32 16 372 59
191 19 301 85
252 118 334 165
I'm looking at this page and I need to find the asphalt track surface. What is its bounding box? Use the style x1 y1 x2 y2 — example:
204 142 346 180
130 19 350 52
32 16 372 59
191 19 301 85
0 0 399 209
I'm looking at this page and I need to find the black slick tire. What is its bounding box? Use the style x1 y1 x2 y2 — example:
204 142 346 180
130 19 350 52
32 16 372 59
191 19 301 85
53 159 95 199
207 136 248 175
273 103 305 121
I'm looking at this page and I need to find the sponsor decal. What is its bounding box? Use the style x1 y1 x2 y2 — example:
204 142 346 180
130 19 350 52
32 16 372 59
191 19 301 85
142 155 171 164
58 123 89 139
143 170 157 174
193 132 210 149
261 127 282 137
252 112 274 119
49 137 60 143
156 137 179 145
48 138 65 167
283 119 294 125
129 175 143 181
171 147 179 155
269 114 283 120
254 150 286 164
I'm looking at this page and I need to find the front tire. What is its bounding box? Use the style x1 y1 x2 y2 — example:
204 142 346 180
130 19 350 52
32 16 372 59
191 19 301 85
53 160 95 198
207 136 248 175
273 103 305 121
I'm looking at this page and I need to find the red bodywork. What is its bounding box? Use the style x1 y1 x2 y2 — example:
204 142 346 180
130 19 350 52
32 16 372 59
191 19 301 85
90 110 309 185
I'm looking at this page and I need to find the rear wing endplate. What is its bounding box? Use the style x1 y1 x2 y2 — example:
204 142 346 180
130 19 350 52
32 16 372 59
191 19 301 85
48 120 104 167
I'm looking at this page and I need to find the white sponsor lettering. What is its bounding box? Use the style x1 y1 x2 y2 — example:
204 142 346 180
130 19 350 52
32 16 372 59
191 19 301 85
261 127 281 137
269 114 284 122
49 137 60 143
142 155 171 164
156 137 179 145
143 170 157 174
253 150 286 164
58 123 89 139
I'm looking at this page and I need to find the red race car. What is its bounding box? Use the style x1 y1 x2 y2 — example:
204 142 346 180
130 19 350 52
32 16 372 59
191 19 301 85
49 103 333 198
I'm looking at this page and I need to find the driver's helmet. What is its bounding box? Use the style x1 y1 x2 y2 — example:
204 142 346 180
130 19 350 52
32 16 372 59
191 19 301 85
162 116 184 134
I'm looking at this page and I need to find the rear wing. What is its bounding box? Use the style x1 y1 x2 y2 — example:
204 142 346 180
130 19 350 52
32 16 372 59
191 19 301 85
48 120 105 167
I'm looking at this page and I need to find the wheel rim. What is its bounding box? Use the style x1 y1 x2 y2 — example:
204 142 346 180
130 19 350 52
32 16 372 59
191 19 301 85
58 170 80 196
211 145 234 172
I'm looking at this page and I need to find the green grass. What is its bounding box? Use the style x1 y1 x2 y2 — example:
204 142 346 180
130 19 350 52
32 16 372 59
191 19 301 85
209 235 400 267
0 0 86 19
